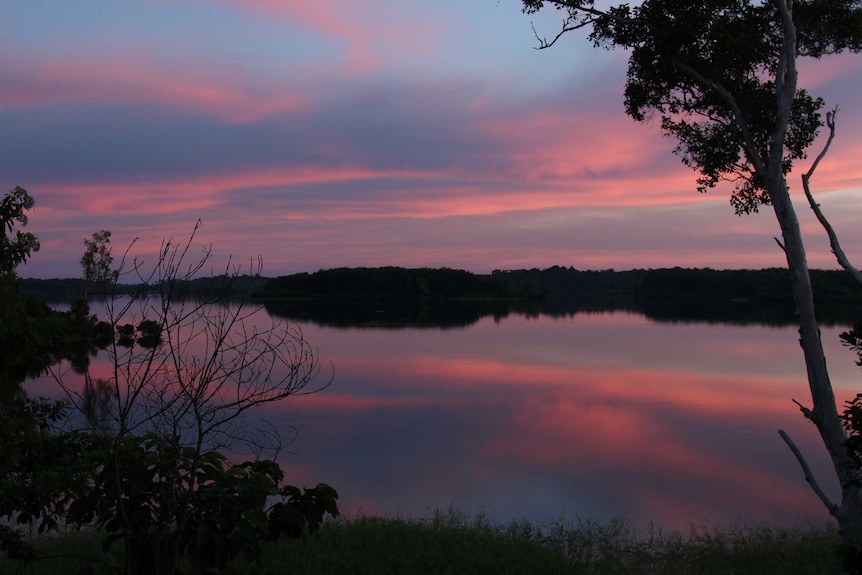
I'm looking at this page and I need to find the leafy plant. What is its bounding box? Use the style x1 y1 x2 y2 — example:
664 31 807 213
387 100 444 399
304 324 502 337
841 324 862 470
0 397 107 562
1 213 337 574
0 186 40 275
838 323 862 573
51 222 335 575
66 433 338 575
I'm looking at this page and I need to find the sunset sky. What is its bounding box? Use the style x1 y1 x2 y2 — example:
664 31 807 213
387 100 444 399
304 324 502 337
3 1 862 279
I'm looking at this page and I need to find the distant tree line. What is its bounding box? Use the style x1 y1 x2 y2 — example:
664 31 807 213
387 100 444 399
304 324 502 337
257 266 510 302
19 273 267 301
22 265 862 327
636 267 862 325
255 265 861 327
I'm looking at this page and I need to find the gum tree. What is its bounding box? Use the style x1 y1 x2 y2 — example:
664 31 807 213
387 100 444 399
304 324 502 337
519 0 862 561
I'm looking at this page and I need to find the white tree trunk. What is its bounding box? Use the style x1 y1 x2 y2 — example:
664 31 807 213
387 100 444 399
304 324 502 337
769 0 862 549
769 174 862 543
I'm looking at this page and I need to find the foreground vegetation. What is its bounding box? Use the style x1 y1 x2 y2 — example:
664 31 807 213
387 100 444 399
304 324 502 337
1 510 843 575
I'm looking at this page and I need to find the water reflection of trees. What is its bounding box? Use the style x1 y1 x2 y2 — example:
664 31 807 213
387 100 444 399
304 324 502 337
264 294 856 329
263 298 513 329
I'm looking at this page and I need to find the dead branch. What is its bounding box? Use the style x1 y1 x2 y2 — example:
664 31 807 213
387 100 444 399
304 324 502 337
532 17 594 49
778 429 839 516
801 108 862 285
792 397 816 421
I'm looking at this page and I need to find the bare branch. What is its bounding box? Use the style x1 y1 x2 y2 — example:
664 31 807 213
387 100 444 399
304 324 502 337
792 397 816 422
55 221 331 457
778 429 839 516
528 2 650 50
532 17 593 49
801 109 862 285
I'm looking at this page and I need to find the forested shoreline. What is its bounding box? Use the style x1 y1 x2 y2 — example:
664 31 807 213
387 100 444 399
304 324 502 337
21 265 862 326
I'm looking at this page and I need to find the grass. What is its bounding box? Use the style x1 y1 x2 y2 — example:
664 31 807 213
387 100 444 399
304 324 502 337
0 508 844 575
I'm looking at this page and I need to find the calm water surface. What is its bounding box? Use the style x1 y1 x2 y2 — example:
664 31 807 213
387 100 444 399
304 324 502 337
267 311 859 530
30 306 861 530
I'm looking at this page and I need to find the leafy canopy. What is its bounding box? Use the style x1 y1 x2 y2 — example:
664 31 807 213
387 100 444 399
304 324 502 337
522 0 862 214
0 186 40 274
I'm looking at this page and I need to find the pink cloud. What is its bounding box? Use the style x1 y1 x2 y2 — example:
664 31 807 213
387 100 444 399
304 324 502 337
0 54 310 123
35 166 436 215
33 158 710 228
798 52 862 91
481 109 661 175
474 107 712 201
211 0 444 74
270 392 450 412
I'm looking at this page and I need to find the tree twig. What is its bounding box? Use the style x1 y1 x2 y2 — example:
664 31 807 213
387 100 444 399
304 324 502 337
778 429 839 516
792 397 816 421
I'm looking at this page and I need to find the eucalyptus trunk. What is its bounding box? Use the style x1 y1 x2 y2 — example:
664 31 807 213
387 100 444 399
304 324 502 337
767 1 862 556
769 173 862 547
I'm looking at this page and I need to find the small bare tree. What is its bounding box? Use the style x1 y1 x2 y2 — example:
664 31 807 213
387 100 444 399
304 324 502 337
53 221 336 575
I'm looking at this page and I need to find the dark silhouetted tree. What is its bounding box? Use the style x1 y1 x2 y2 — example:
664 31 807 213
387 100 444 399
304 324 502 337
0 186 39 275
81 229 116 292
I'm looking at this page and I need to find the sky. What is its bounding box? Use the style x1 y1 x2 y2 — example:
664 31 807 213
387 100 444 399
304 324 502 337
3 1 862 279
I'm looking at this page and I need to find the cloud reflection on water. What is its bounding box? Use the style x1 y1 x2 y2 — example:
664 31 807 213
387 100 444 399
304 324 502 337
257 311 858 529
32 306 858 530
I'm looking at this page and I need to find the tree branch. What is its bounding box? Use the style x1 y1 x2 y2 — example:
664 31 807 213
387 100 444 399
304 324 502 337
532 18 593 49
770 0 798 178
669 58 768 182
792 397 817 422
774 0 796 104
529 2 649 50
801 109 862 285
778 429 839 516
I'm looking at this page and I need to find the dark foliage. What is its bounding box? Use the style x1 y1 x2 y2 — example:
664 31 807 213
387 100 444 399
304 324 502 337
65 433 338 575
840 322 862 574
0 186 40 274
260 266 511 302
0 397 108 563
637 267 862 325
257 266 860 327
521 1 862 214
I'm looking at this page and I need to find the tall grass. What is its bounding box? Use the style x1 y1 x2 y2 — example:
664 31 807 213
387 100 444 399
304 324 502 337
1 508 843 575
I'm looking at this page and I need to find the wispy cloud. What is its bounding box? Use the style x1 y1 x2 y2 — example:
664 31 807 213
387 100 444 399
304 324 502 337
4 0 862 278
0 54 311 123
